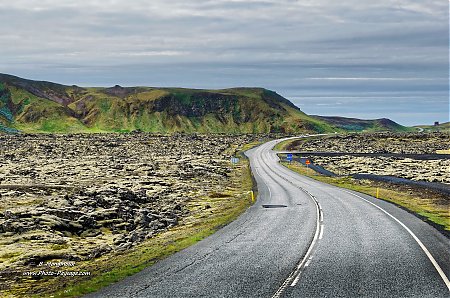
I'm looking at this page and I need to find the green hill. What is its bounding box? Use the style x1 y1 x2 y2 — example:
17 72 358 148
0 73 408 134
312 115 412 132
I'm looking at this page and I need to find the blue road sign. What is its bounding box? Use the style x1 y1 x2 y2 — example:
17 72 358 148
231 157 240 164
287 154 293 162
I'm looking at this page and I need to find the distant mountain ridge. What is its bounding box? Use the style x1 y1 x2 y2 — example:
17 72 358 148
312 115 409 132
0 73 409 134
414 122 449 132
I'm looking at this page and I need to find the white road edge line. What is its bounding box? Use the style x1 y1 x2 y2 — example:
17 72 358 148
319 225 324 240
271 191 321 297
317 203 323 222
290 197 320 287
343 190 450 292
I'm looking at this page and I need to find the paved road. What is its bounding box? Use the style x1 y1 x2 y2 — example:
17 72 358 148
88 138 450 297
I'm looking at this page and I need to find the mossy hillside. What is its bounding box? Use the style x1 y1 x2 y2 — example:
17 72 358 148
63 88 333 133
8 86 86 133
0 73 409 134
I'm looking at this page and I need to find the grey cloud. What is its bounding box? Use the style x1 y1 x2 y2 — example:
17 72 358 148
0 0 447 125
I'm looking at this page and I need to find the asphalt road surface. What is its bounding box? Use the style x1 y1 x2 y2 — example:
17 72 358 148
87 138 450 297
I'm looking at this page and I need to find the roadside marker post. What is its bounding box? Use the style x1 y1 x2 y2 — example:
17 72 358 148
376 188 379 199
305 159 311 169
251 191 255 202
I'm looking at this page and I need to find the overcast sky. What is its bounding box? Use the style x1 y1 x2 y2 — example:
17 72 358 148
1 0 448 126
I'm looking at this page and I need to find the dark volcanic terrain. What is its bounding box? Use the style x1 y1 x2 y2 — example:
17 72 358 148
285 132 449 154
284 132 450 184
0 133 258 295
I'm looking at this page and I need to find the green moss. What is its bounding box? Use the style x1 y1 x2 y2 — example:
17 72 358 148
0 251 21 259
51 244 69 251
99 99 111 113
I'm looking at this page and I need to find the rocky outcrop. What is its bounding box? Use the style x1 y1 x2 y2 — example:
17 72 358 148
153 92 238 118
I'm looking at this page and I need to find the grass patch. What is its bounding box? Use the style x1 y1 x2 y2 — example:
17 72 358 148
209 191 232 198
50 244 69 251
273 139 293 151
272 135 329 151
0 251 21 260
282 161 450 231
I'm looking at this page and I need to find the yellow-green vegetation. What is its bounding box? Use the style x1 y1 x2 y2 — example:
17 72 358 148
0 251 22 261
281 161 450 231
8 144 258 298
51 244 70 251
273 135 328 151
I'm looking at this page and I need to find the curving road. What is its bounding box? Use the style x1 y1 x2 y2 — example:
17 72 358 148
87 138 450 297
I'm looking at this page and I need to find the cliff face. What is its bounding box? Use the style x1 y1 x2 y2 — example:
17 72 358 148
152 92 238 118
0 84 13 121
0 73 408 134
